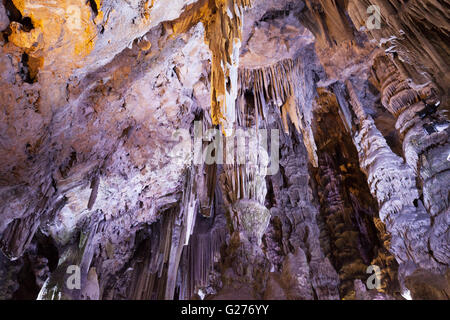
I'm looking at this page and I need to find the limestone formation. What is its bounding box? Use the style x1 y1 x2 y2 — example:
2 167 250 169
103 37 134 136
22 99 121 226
0 0 448 300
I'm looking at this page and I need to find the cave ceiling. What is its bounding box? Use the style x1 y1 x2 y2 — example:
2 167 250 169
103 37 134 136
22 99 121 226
0 0 449 301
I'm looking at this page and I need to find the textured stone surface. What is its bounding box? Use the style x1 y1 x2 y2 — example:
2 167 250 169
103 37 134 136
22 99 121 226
0 0 448 300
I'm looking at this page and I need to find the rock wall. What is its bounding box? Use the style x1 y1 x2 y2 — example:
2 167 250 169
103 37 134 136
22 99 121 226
0 0 448 300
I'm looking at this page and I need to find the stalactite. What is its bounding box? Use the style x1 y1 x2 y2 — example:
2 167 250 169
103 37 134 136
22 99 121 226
177 204 227 300
348 0 450 95
219 127 270 248
149 169 200 300
298 1 356 50
87 176 99 210
205 0 251 135
100 168 202 300
37 220 100 300
263 106 341 300
238 58 297 131
1 0 448 302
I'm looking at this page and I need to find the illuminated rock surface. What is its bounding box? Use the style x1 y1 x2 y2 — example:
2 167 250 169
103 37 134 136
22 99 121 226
0 0 448 300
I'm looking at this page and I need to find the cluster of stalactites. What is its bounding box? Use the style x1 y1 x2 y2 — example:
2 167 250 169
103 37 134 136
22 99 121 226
348 0 450 93
238 58 302 133
119 169 199 300
220 137 270 207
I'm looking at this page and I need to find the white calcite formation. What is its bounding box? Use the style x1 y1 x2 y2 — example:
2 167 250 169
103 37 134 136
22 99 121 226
0 0 448 300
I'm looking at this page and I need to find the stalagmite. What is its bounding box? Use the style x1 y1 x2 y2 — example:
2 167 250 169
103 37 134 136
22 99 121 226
0 0 448 302
238 57 319 166
238 58 297 129
237 58 302 162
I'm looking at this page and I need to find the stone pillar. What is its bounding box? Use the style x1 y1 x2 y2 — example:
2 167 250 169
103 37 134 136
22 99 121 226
372 53 450 267
345 80 446 294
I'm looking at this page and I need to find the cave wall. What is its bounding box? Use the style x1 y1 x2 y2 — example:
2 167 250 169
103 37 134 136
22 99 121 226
0 0 448 300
